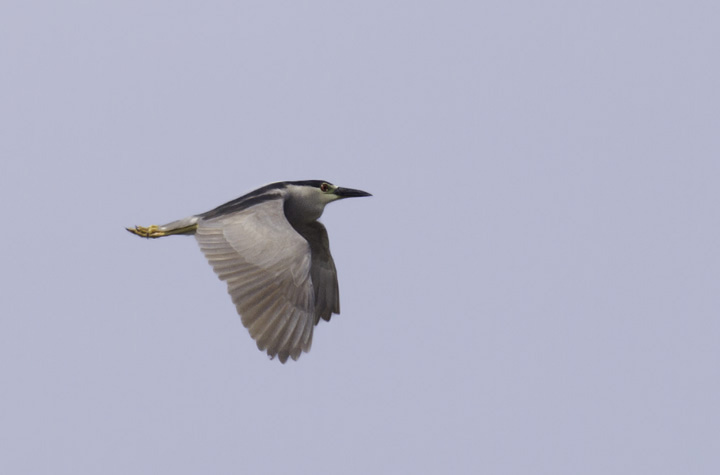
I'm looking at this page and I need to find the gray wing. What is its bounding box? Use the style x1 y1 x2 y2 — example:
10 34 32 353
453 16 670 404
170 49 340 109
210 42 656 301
293 221 340 324
195 197 316 363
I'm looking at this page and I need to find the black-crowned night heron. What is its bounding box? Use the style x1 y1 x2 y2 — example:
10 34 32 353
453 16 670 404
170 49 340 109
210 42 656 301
127 180 371 363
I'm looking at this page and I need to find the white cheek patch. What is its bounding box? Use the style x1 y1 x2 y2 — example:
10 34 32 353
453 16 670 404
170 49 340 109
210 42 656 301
324 193 341 204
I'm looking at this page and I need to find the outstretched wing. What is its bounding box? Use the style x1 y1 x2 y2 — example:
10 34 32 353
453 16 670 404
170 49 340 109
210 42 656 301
195 197 316 363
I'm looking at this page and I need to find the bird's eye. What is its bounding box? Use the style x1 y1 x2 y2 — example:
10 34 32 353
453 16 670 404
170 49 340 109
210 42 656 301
320 183 330 192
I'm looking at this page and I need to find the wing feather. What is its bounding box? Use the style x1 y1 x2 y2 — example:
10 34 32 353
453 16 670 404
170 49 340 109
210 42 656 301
292 221 340 323
195 197 316 362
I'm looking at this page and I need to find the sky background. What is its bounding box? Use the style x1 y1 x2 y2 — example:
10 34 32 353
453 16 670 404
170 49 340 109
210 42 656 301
1 1 719 474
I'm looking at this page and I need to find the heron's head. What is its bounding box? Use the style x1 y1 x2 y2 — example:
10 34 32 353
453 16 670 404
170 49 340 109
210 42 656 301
284 180 371 224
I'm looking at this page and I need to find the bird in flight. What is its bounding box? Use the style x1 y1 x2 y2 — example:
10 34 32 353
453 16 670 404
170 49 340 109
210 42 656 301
127 180 371 363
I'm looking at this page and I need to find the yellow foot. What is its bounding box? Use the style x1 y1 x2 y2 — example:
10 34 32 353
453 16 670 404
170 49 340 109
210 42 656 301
126 225 166 238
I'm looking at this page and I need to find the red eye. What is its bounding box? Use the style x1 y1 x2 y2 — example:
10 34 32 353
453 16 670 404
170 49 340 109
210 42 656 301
320 183 329 192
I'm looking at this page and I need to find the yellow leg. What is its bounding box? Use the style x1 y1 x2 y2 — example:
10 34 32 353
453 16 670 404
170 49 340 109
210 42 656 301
126 225 166 238
126 223 198 238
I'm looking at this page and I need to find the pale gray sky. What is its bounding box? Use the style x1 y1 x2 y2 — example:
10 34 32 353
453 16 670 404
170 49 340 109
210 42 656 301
1 2 719 474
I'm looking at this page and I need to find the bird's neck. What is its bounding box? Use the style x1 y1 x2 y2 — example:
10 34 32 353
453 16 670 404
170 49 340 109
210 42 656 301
283 193 326 225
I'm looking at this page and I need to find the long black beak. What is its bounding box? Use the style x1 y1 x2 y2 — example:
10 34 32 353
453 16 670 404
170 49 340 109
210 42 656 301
335 187 372 198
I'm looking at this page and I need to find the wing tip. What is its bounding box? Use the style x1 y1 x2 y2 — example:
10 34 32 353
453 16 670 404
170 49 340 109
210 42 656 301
267 347 305 364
